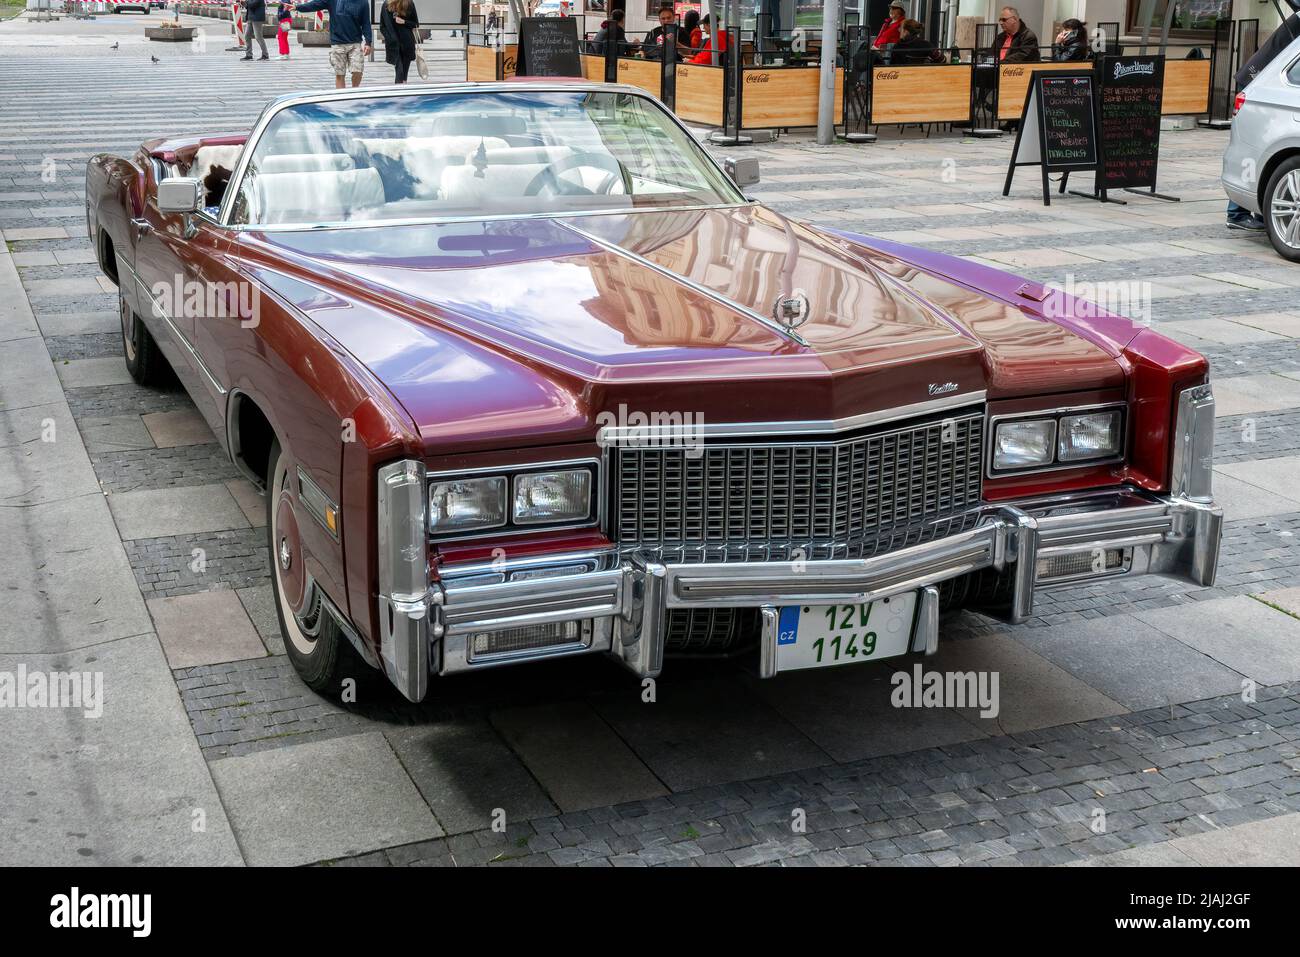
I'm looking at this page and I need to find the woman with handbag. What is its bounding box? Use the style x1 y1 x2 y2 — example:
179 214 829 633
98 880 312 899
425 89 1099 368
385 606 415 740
380 0 421 83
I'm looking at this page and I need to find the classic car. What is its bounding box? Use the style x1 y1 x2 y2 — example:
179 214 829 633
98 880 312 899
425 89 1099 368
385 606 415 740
85 82 1222 703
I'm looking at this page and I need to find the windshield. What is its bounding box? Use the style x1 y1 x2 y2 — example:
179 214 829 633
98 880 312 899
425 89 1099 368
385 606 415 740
227 89 745 227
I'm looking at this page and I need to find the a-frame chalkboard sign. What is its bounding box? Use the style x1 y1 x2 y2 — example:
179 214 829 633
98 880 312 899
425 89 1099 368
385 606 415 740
1002 70 1099 206
516 16 583 78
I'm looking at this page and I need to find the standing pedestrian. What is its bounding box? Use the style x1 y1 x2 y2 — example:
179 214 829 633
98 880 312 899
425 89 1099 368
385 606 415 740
240 0 270 60
276 2 293 59
380 0 420 83
287 0 374 88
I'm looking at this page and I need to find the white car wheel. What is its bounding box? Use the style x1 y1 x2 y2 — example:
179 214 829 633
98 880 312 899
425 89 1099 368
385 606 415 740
1265 159 1300 263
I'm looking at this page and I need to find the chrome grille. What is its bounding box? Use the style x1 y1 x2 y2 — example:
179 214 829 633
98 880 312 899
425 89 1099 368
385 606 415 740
614 409 985 565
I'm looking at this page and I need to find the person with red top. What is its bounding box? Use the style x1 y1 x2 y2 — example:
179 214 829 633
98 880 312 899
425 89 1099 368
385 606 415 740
872 1 905 49
689 15 729 63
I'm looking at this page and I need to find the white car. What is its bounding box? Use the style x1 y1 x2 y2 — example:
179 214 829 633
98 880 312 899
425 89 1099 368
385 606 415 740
1222 27 1300 261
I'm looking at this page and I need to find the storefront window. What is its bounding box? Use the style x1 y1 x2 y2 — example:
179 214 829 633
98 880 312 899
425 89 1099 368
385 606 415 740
1126 0 1231 36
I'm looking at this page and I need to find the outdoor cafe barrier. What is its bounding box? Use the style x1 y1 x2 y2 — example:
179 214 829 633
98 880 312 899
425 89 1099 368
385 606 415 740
462 29 1215 137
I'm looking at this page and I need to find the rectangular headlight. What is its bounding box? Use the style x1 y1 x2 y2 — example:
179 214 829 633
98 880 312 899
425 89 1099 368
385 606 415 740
513 470 592 525
993 419 1056 471
1058 410 1122 462
429 476 506 534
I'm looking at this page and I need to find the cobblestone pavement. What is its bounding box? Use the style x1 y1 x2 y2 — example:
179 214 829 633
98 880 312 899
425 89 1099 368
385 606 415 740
2 11 1298 866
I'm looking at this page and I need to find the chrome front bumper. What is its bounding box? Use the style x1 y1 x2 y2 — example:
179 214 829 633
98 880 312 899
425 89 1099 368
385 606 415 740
419 489 1221 690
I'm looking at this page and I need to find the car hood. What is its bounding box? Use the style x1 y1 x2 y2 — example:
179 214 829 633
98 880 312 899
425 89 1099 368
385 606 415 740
241 206 1125 452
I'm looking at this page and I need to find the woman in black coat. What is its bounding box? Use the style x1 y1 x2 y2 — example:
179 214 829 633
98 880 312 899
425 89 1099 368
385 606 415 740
381 0 421 84
1051 18 1089 61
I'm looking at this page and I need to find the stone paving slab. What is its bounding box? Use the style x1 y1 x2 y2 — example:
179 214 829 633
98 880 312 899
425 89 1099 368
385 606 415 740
386 720 559 836
490 700 670 813
209 732 443 867
745 659 989 763
1216 456 1300 505
1016 617 1247 711
0 634 244 866
591 675 834 791
929 634 1128 736
148 589 268 669
107 482 250 540
1135 596 1300 687
1072 812 1300 867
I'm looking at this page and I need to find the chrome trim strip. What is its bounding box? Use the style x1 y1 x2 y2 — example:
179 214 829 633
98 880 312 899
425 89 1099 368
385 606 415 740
561 219 810 347
124 259 228 396
598 391 987 442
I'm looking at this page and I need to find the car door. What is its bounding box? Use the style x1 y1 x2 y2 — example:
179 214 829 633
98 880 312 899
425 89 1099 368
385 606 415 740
132 186 233 442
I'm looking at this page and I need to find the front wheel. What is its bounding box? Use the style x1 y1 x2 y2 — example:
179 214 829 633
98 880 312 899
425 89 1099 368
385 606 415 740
120 292 168 385
266 440 374 699
1264 157 1300 263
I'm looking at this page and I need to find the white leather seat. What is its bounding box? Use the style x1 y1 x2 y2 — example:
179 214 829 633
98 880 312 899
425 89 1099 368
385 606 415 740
251 168 386 224
260 153 355 174
354 136 510 199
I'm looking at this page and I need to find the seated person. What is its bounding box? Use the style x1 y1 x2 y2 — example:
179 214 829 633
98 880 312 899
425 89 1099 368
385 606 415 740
689 18 729 63
642 3 689 60
1051 18 1089 61
892 19 938 63
590 9 634 55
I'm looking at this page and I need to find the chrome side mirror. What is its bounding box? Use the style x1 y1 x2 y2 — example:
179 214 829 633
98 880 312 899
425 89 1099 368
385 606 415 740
723 156 761 188
158 177 204 237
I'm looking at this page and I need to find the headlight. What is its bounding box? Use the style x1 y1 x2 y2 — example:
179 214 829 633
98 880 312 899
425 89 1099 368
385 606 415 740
428 476 506 533
513 470 592 525
1058 410 1122 462
993 419 1056 471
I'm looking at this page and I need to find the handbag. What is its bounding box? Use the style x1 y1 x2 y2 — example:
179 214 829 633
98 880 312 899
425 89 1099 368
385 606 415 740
415 36 429 80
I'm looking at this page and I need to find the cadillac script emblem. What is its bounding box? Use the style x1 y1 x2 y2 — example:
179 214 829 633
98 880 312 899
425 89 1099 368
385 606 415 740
772 290 811 329
928 382 958 396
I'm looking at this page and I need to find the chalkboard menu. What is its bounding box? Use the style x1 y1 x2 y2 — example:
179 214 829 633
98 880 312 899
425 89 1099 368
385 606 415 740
1096 55 1164 192
1002 70 1097 206
517 17 582 78
1039 74 1097 169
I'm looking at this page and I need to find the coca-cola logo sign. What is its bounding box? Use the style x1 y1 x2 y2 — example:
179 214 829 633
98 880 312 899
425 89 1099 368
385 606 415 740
877 70 900 79
1004 67 1025 77
503 55 516 74
745 72 770 83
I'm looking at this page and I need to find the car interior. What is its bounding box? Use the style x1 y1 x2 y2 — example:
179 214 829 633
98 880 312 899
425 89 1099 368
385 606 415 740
211 100 729 226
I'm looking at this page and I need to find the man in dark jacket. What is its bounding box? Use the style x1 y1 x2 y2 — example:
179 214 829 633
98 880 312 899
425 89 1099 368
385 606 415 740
240 0 269 60
989 6 1040 63
642 4 689 60
288 0 374 88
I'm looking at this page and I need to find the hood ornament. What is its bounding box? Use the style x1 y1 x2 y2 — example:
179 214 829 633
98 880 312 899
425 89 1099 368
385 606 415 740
772 289 811 330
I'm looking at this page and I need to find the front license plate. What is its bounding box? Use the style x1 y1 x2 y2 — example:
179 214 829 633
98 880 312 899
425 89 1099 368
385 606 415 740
773 593 918 673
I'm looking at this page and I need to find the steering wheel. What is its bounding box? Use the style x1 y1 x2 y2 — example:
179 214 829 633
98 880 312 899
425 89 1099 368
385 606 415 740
523 151 633 198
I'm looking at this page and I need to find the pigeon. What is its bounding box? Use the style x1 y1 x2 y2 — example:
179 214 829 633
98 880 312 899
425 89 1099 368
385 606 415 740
151 55 160 63
110 42 119 50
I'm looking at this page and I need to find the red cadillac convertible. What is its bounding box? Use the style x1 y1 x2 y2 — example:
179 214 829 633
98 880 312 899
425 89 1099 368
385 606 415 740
85 82 1222 702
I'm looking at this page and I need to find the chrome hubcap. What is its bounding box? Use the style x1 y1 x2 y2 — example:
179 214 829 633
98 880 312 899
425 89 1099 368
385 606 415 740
1271 170 1300 251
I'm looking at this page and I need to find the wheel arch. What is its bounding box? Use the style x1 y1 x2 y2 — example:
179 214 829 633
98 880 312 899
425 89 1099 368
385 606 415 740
1257 144 1300 210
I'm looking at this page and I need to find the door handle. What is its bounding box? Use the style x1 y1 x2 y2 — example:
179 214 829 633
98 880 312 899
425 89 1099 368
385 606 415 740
131 217 153 236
